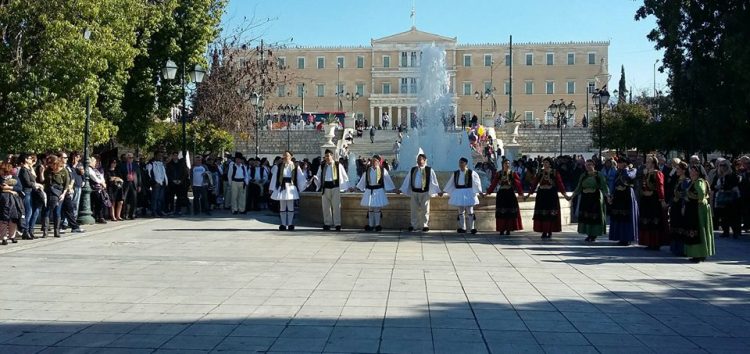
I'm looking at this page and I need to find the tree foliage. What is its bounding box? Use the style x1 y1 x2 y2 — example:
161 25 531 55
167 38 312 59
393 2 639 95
148 120 232 156
0 0 228 154
636 1 750 155
193 19 295 147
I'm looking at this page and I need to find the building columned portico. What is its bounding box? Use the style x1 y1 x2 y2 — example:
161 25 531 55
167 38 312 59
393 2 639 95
254 27 608 128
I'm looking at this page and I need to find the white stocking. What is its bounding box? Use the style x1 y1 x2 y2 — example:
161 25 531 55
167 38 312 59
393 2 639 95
457 207 466 230
280 200 295 226
368 209 375 227
373 208 382 226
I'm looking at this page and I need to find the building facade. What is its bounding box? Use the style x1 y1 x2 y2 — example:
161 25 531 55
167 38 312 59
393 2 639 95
266 27 609 127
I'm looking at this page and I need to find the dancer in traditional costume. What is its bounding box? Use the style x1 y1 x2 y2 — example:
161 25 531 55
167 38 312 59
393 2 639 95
569 159 609 242
353 155 395 232
397 153 441 232
669 161 690 256
525 157 567 239
683 165 715 263
268 151 308 231
609 156 639 245
313 149 349 231
638 155 669 250
443 157 483 234
486 159 524 235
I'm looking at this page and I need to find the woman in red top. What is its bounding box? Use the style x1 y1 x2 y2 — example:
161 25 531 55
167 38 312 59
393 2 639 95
525 158 567 239
487 159 524 235
638 155 669 250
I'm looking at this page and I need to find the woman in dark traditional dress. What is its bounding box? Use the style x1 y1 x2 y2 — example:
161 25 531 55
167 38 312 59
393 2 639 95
669 161 690 256
487 159 524 235
638 155 669 250
525 157 567 239
609 156 639 246
569 159 609 242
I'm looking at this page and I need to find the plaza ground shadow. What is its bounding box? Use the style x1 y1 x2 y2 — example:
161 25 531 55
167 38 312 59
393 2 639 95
1 274 750 353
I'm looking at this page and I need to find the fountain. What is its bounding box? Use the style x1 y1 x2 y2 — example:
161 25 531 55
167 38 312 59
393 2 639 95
298 44 571 230
397 44 472 173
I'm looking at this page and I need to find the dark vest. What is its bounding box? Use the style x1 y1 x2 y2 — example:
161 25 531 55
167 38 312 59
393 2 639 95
453 169 473 189
365 168 385 190
231 164 247 182
320 162 341 191
249 166 265 180
275 163 297 190
410 166 432 193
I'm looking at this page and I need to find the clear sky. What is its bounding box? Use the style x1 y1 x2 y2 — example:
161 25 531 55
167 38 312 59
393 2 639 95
222 0 667 95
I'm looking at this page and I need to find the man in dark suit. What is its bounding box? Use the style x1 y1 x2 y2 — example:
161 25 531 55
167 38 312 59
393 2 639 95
119 152 142 220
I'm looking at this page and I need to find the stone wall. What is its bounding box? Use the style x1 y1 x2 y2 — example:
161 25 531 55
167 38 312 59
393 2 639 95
234 130 341 159
494 126 594 154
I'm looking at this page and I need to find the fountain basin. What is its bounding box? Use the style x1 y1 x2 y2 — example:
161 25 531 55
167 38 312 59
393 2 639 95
299 192 572 231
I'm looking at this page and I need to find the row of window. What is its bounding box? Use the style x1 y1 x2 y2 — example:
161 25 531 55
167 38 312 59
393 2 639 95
279 51 598 70
276 83 367 97
279 56 367 70
462 80 596 96
464 52 597 67
278 79 597 97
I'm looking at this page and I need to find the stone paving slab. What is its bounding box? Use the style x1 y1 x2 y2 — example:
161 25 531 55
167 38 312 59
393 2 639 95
1 211 749 353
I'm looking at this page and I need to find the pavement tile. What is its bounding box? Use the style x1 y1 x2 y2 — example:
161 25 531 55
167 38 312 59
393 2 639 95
160 335 225 351
380 339 433 354
268 337 328 352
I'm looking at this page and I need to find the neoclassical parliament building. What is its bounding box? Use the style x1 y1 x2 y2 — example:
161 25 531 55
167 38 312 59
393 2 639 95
266 27 609 127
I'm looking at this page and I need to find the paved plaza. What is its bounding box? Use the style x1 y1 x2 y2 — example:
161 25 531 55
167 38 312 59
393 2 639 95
1 212 749 354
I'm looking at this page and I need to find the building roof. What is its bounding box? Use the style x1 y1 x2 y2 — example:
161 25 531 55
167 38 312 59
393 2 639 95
371 26 457 45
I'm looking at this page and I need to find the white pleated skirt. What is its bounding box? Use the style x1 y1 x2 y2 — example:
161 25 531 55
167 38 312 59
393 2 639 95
360 189 389 208
271 184 300 201
448 189 479 207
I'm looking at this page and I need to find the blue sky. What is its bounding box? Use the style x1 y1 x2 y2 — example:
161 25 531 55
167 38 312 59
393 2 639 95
223 0 666 95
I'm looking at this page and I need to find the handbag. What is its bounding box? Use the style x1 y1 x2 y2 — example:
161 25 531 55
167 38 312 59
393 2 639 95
683 230 702 245
49 184 65 198
714 190 738 208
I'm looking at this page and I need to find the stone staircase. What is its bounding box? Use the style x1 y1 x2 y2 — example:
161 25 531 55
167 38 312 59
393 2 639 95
494 126 595 155
345 128 400 163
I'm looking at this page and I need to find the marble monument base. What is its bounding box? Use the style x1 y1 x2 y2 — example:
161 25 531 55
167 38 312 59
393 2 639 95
299 192 572 231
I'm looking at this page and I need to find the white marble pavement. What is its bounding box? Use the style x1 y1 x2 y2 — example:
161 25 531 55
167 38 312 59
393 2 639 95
0 212 749 353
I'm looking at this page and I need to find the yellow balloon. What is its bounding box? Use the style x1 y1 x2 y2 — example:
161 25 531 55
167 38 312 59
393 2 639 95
478 126 485 136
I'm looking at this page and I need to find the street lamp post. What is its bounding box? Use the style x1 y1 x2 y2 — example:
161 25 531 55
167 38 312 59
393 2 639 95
278 104 301 151
592 88 611 159
548 99 576 157
251 92 264 158
345 92 360 123
77 28 95 225
474 89 490 120
336 62 343 111
162 60 205 158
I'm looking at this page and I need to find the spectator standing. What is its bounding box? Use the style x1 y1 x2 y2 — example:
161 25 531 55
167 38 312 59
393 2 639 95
118 153 141 220
191 156 210 215
146 151 168 217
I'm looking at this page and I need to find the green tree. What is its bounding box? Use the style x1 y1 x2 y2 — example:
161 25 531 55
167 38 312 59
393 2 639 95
592 103 653 153
617 65 627 104
0 0 144 152
119 0 227 148
637 1 750 155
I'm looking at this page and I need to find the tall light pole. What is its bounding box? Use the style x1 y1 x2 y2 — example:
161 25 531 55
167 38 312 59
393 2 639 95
336 62 343 111
508 34 513 120
251 92 264 158
278 104 301 151
592 88 610 159
474 89 490 119
345 92 360 122
162 60 205 158
653 59 659 97
77 28 95 225
548 99 576 157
